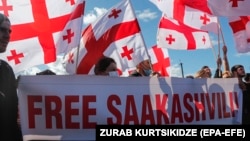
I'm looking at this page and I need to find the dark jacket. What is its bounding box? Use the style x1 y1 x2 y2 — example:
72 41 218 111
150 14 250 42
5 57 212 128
214 68 222 78
242 82 250 124
0 60 23 141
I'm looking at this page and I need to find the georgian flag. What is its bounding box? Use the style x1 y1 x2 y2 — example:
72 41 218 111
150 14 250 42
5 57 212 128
157 14 212 50
149 0 219 34
0 0 85 74
207 0 250 16
64 0 149 76
228 16 250 53
148 45 171 77
180 0 250 16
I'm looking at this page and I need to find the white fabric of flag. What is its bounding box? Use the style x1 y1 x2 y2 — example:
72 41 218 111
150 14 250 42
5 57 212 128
64 0 149 76
157 15 212 50
208 0 250 16
149 0 218 34
228 16 250 53
0 0 85 74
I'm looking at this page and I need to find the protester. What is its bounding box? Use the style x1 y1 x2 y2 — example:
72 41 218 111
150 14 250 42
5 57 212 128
130 59 161 77
36 69 56 75
0 13 23 140
94 56 118 76
243 72 250 94
231 64 250 124
194 66 212 78
231 64 247 91
195 46 233 79
186 75 194 79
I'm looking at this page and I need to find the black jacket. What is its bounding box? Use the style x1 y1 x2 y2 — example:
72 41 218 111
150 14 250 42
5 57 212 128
0 60 23 141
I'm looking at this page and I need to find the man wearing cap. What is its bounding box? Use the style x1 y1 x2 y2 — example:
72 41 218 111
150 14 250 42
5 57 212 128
231 64 245 78
231 64 250 124
0 13 23 140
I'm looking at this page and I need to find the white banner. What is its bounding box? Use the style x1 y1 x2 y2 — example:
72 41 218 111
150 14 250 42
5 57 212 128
17 75 242 141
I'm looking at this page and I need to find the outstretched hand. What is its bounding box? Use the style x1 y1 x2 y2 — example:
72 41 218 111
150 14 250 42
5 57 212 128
222 45 227 55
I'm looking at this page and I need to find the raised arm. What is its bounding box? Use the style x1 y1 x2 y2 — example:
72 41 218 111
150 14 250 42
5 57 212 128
222 45 230 72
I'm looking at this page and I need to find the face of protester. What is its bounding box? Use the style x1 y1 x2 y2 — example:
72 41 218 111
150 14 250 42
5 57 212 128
236 67 246 78
138 60 152 76
139 60 151 70
101 62 118 76
203 67 212 78
0 16 11 53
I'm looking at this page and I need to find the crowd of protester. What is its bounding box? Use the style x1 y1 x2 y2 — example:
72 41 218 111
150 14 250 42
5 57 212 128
31 46 250 125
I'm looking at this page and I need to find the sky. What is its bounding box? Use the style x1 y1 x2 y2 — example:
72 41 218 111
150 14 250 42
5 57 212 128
18 0 250 77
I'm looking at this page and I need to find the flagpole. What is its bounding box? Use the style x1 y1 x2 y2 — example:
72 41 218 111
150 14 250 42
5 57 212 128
217 17 228 77
180 61 184 78
208 16 222 76
208 34 217 65
75 44 81 73
217 17 227 77
128 0 153 70
217 17 221 77
218 18 226 46
74 0 86 74
217 18 220 57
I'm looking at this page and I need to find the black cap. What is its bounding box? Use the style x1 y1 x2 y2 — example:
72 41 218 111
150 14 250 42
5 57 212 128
231 64 244 72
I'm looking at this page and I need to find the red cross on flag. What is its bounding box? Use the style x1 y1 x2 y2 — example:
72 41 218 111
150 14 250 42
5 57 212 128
157 15 212 50
0 0 85 74
228 16 250 53
64 0 149 76
149 0 219 34
148 45 171 77
207 0 250 16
